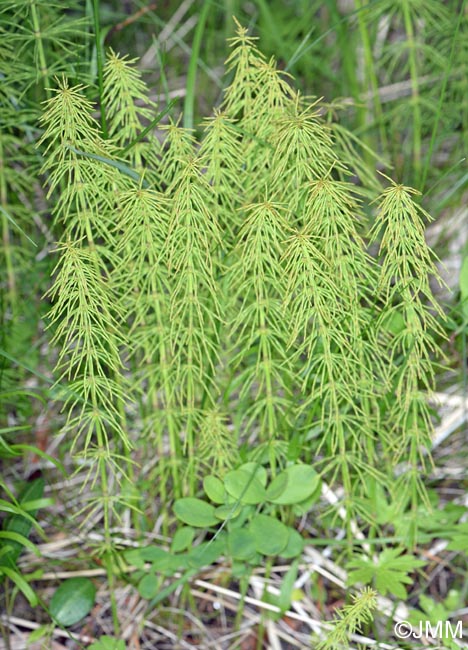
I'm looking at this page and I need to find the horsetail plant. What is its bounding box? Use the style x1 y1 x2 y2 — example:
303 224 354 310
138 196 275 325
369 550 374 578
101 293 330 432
40 22 447 581
165 154 222 490
39 78 136 631
316 587 378 650
369 177 447 543
103 49 160 173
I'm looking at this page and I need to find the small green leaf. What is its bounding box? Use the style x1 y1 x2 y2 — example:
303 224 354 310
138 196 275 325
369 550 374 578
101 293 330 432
123 548 145 568
382 309 406 336
0 531 39 554
347 549 425 600
232 561 252 578
291 481 322 516
226 505 254 529
1 477 45 569
227 528 257 560
138 573 159 599
133 546 184 574
28 625 51 643
186 538 225 569
447 523 468 552
171 527 195 553
173 498 218 527
215 502 242 520
239 462 268 486
224 469 267 504
140 546 171 562
267 465 319 505
279 560 299 613
249 515 289 556
50 577 96 627
265 471 288 501
280 528 304 559
203 476 225 504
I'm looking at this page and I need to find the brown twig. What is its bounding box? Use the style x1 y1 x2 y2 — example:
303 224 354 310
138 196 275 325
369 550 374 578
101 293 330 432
106 3 158 41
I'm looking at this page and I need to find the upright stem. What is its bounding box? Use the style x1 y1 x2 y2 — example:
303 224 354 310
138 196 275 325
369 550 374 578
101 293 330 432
402 1 421 182
183 0 211 130
92 0 108 137
259 304 277 476
30 0 51 98
0 140 17 320
154 298 182 497
355 0 388 155
95 419 120 635
82 212 127 631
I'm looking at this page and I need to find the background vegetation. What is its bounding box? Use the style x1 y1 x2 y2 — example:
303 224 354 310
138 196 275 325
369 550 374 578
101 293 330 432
1 1 467 648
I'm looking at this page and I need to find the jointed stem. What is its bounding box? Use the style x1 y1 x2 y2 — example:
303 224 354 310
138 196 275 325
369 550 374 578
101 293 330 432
30 0 50 99
402 1 421 182
92 0 108 137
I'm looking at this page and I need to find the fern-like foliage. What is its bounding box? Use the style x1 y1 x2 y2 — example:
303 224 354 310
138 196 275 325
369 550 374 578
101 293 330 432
39 79 135 538
103 49 160 173
39 22 446 542
166 157 222 485
198 408 239 476
198 110 244 243
1 0 89 96
317 587 377 650
226 200 292 462
370 178 446 540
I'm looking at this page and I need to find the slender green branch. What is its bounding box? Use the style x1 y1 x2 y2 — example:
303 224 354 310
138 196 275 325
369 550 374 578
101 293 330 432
420 0 465 192
30 0 50 98
92 0 108 137
401 0 421 182
183 0 211 130
120 99 177 155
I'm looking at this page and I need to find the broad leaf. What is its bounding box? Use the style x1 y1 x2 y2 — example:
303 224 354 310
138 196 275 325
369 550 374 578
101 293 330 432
224 468 267 505
50 577 96 627
227 528 257 561
173 498 218 527
138 573 159 599
203 476 225 504
249 515 289 556
267 464 319 505
171 527 195 553
280 528 304 559
186 538 225 569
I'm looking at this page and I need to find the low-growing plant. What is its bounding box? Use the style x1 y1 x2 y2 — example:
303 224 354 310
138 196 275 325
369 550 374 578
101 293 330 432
0 474 46 607
122 461 319 601
346 548 425 600
0 390 61 608
316 587 378 650
408 590 463 650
